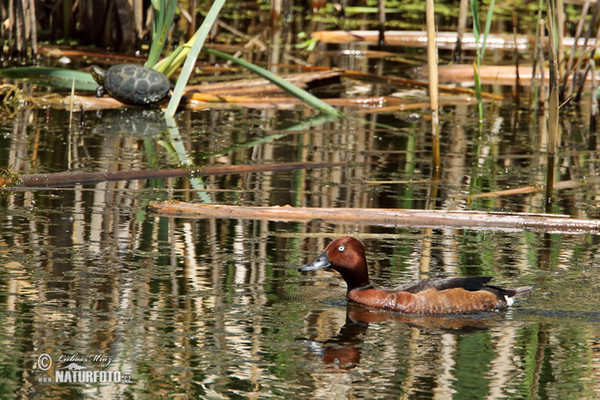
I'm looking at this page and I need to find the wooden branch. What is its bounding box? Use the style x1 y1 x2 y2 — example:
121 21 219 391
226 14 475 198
435 65 593 86
148 202 600 233
469 179 593 198
3 162 345 188
311 31 596 51
186 70 342 95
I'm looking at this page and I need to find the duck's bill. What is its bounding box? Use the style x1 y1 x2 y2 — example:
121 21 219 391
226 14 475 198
298 252 331 271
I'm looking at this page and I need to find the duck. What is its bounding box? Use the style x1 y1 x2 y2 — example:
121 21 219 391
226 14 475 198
298 236 532 315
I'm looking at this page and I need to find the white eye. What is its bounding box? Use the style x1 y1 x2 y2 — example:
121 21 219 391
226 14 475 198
338 245 345 252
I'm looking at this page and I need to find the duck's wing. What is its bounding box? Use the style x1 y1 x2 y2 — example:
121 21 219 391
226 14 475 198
397 277 532 302
484 283 533 298
396 277 493 294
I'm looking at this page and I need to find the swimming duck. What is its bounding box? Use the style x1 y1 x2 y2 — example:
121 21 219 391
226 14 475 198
298 236 532 314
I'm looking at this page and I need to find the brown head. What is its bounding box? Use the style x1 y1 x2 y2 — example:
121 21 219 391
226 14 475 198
298 236 371 292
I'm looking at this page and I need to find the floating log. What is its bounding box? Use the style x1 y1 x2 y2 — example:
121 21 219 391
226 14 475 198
434 65 591 86
311 31 596 51
148 202 600 234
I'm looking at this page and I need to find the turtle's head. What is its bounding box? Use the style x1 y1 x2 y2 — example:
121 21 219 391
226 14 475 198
90 65 105 85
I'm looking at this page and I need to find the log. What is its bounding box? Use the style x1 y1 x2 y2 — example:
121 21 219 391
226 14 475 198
311 31 595 51
148 202 600 234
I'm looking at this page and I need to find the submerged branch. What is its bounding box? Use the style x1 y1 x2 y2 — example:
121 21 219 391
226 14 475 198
2 162 345 188
469 178 592 198
148 202 600 233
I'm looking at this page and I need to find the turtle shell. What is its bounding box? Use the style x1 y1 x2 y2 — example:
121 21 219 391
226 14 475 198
100 64 171 106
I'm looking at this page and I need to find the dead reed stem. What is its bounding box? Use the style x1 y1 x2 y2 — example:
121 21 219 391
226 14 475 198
453 0 469 62
545 0 559 212
590 59 597 132
513 12 521 104
426 0 440 174
378 0 386 45
562 0 589 99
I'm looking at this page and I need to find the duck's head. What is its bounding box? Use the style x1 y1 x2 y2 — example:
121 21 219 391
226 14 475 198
298 236 371 291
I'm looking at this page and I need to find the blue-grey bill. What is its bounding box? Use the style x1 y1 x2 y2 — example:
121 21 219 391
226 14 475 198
298 252 331 271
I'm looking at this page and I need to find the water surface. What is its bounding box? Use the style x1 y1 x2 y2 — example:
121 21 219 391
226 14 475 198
2 49 600 399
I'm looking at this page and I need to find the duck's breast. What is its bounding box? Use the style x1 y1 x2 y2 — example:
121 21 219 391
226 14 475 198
348 288 416 313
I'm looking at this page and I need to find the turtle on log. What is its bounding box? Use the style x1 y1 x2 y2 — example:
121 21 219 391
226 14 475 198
91 64 172 106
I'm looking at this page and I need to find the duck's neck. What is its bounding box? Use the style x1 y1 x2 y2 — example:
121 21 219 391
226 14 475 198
336 261 371 293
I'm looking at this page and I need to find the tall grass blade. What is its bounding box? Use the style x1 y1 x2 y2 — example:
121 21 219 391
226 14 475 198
157 46 185 77
204 48 341 117
470 0 483 122
164 0 227 118
469 0 495 123
147 0 178 68
470 0 480 46
481 0 496 59
0 67 97 91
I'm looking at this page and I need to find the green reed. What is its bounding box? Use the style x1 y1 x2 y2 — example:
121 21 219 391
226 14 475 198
163 0 227 117
146 0 178 69
470 0 496 123
203 48 341 117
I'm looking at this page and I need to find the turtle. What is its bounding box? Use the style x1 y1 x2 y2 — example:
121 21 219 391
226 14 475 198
91 64 172 106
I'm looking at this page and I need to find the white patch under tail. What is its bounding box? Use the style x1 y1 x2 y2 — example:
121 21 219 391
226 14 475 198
505 295 515 307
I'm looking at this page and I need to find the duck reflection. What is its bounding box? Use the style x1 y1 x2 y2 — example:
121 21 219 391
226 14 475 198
300 304 497 371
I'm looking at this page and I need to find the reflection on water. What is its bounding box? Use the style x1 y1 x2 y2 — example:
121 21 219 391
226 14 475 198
1 207 600 398
2 51 600 400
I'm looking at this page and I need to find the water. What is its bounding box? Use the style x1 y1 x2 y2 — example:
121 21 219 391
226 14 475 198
2 65 600 398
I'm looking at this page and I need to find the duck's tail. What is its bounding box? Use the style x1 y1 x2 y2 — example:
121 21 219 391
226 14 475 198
485 283 533 307
502 286 533 306
512 286 534 298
